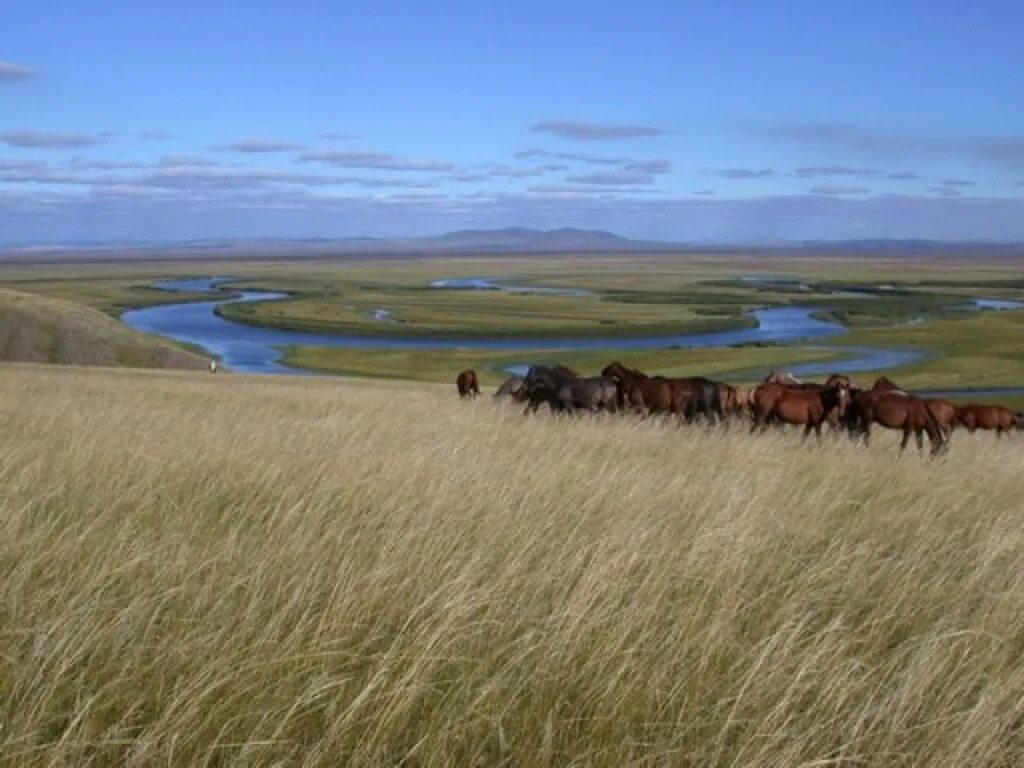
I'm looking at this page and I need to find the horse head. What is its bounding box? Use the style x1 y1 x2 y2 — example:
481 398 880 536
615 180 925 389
822 379 852 419
601 360 645 383
523 366 561 395
601 361 625 379
824 374 852 389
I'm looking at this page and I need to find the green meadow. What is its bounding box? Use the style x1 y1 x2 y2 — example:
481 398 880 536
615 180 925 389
1 253 1022 401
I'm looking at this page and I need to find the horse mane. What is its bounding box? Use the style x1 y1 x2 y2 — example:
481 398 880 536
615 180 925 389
765 370 802 386
603 360 647 380
872 376 908 395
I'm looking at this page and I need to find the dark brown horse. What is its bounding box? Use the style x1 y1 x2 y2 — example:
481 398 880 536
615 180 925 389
456 369 480 398
601 361 721 422
955 404 1021 437
601 361 677 414
871 377 957 440
847 387 946 455
750 380 850 440
550 365 580 378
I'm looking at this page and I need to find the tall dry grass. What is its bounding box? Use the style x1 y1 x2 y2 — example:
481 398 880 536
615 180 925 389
1 364 1023 766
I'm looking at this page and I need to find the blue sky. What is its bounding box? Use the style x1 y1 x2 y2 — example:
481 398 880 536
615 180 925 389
2 0 1024 243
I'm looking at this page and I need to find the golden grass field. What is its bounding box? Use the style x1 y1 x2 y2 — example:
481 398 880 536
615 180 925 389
2 363 1023 766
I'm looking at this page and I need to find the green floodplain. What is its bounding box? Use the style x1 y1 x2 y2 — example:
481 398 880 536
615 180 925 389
1 252 1022 407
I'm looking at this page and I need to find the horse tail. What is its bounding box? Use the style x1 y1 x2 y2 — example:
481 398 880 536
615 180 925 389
684 391 699 422
1015 412 1024 429
924 401 946 448
615 379 628 410
952 404 966 430
708 383 723 421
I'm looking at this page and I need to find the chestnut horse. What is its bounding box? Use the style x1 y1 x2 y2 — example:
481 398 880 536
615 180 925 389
761 372 852 428
871 377 957 440
955 404 1021 437
456 369 480 398
847 387 946 455
750 380 850 440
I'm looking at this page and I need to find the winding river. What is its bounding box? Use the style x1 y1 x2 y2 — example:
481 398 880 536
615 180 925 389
121 276 1021 389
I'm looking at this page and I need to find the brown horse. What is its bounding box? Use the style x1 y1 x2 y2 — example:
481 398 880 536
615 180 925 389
761 372 852 429
955 404 1021 437
870 377 957 440
601 361 721 422
847 388 946 455
456 369 480 398
750 380 850 440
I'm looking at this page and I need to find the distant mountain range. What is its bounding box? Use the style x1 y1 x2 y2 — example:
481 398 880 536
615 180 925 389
421 227 661 251
2 229 1023 260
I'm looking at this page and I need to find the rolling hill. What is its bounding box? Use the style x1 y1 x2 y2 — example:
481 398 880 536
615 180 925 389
0 287 210 370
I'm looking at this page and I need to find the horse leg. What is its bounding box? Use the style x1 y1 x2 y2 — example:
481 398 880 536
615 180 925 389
915 431 924 453
751 409 768 435
801 422 813 442
899 429 911 452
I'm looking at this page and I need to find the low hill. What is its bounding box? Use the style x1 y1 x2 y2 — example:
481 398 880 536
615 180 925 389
0 227 675 260
1 364 1022 765
423 226 655 251
0 287 209 370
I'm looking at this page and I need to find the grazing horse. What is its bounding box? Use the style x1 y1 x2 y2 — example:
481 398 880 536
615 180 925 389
456 369 480 398
955 404 1021 437
601 361 721 423
522 366 619 414
208 359 218 374
750 380 850 440
847 388 946 455
871 377 957 440
494 376 527 401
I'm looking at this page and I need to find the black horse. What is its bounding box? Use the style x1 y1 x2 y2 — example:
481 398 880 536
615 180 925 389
522 366 619 414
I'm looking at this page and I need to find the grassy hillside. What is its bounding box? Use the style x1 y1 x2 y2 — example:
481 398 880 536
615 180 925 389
1 366 1022 765
0 287 209 370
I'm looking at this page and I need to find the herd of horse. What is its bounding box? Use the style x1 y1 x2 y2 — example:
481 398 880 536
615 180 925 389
457 364 1024 455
